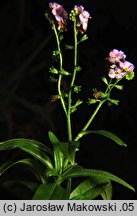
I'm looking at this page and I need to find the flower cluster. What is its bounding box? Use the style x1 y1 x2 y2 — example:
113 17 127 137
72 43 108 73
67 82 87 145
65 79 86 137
47 2 91 33
108 49 134 79
70 5 91 33
49 2 68 31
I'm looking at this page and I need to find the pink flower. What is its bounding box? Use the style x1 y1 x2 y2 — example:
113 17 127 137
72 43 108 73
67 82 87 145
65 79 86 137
73 5 91 33
108 49 126 63
49 2 68 31
108 67 126 79
107 49 135 79
119 61 134 72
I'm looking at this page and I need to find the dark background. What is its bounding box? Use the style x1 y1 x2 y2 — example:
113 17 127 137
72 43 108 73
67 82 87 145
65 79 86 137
0 0 137 199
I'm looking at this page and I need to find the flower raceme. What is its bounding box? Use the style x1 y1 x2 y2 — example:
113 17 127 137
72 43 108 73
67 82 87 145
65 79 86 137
47 3 91 33
74 5 91 33
108 49 134 79
49 2 68 31
70 5 91 33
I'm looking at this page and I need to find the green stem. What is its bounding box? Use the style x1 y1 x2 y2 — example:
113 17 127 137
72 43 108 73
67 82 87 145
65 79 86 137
108 79 121 95
53 25 67 117
67 93 72 142
74 78 121 141
67 20 78 142
74 100 104 141
71 20 78 87
66 20 78 199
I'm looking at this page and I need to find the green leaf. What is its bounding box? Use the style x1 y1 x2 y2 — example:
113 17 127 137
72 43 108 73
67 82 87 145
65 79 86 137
115 85 123 90
79 130 127 147
33 183 67 200
70 177 109 200
47 168 58 177
125 71 134 80
101 181 113 200
55 140 79 165
58 141 80 165
0 138 53 169
69 141 80 164
58 142 70 161
101 76 108 85
48 131 64 174
61 166 135 192
2 180 38 199
0 159 47 183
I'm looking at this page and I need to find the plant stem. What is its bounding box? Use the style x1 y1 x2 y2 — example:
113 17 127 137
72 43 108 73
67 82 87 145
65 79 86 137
71 20 78 87
67 20 78 142
66 20 78 199
53 25 67 117
74 78 120 141
74 100 104 141
67 93 72 142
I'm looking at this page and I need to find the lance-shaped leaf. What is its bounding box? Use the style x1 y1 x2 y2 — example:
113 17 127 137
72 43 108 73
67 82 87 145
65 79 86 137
0 158 47 183
48 131 64 174
0 138 53 169
33 183 67 200
61 166 135 192
78 130 127 147
101 181 113 200
1 180 38 199
57 141 80 165
70 177 110 200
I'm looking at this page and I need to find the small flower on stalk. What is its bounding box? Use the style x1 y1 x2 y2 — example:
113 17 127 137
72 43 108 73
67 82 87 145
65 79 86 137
107 49 135 80
108 49 126 63
49 2 68 31
70 5 91 33
119 61 134 72
108 67 126 79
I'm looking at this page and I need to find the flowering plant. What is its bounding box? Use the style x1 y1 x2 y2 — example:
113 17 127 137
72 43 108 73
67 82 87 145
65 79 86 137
0 2 135 200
